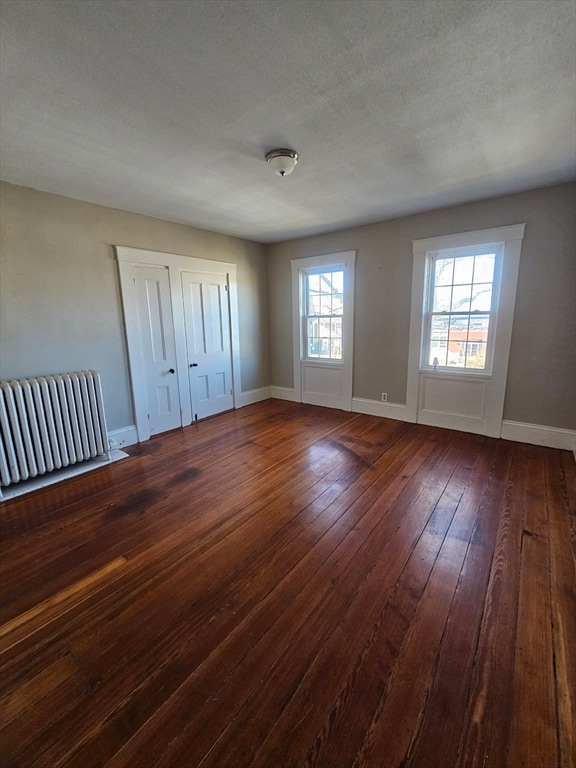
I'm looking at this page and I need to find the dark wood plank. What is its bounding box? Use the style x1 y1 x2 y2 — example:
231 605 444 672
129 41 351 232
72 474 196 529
0 401 573 768
3 414 416 766
151 431 468 768
350 440 510 768
70 423 436 768
507 445 559 767
0 410 377 655
403 439 514 768
248 431 482 768
546 448 576 767
0 401 357 616
456 441 525 768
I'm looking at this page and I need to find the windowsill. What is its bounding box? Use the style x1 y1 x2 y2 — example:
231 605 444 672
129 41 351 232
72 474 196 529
419 367 492 378
302 359 344 366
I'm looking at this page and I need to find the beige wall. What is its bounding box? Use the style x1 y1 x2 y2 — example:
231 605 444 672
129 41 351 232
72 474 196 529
267 183 576 431
2 181 574 435
0 182 270 430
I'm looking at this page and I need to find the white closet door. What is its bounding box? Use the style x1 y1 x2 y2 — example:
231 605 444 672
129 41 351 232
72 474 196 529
133 266 181 434
117 246 242 442
181 271 234 420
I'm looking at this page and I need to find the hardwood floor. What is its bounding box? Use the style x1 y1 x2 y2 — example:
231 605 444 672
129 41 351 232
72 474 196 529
0 400 574 768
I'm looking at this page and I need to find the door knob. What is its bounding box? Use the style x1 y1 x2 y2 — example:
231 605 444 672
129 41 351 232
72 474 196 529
168 368 175 374
190 363 198 367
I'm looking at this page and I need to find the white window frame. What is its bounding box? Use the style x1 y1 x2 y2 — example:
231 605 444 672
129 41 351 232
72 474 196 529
420 242 504 376
291 251 356 407
406 224 525 434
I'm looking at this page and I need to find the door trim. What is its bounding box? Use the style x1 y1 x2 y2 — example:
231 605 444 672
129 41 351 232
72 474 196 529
116 246 241 442
406 224 525 437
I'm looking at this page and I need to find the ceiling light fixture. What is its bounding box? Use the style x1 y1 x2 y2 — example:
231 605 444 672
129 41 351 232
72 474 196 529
265 148 299 176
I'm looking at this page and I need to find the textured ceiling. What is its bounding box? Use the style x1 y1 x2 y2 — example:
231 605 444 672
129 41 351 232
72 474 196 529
1 0 575 243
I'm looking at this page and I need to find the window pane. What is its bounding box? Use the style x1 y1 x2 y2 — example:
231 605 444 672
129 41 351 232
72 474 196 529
451 284 472 312
448 315 469 333
435 258 454 286
431 315 449 335
308 293 322 314
330 338 342 359
318 317 331 337
308 270 344 318
447 315 469 366
474 254 495 283
304 268 345 360
425 249 496 371
308 274 320 292
330 271 344 293
454 256 474 284
471 284 492 312
465 316 489 368
308 336 319 357
320 271 338 294
428 305 491 369
318 295 332 315
465 341 487 369
430 339 448 367
433 286 452 312
470 314 490 333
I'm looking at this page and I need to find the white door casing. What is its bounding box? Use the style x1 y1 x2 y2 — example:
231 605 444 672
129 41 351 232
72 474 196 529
117 246 241 442
406 224 526 437
291 251 356 411
133 266 181 435
181 270 234 420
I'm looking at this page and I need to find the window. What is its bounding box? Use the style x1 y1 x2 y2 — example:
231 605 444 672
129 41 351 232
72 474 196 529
423 247 501 372
407 224 525 435
304 269 344 359
291 251 355 409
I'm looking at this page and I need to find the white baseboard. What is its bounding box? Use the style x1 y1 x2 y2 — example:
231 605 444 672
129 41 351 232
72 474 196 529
234 389 576 457
352 397 410 421
268 392 411 422
500 421 576 452
351 404 575 453
108 425 139 449
240 387 272 407
270 386 301 402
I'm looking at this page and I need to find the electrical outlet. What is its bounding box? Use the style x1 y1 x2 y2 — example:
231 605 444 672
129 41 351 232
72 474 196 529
381 393 388 402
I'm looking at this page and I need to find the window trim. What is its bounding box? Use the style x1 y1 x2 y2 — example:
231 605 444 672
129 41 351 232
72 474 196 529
406 224 526 432
291 251 356 404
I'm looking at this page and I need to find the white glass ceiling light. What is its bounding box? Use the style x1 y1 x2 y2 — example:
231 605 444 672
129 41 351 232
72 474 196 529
266 148 298 176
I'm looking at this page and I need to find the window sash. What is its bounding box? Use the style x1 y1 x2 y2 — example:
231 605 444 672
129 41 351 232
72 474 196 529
303 268 344 361
422 247 502 373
